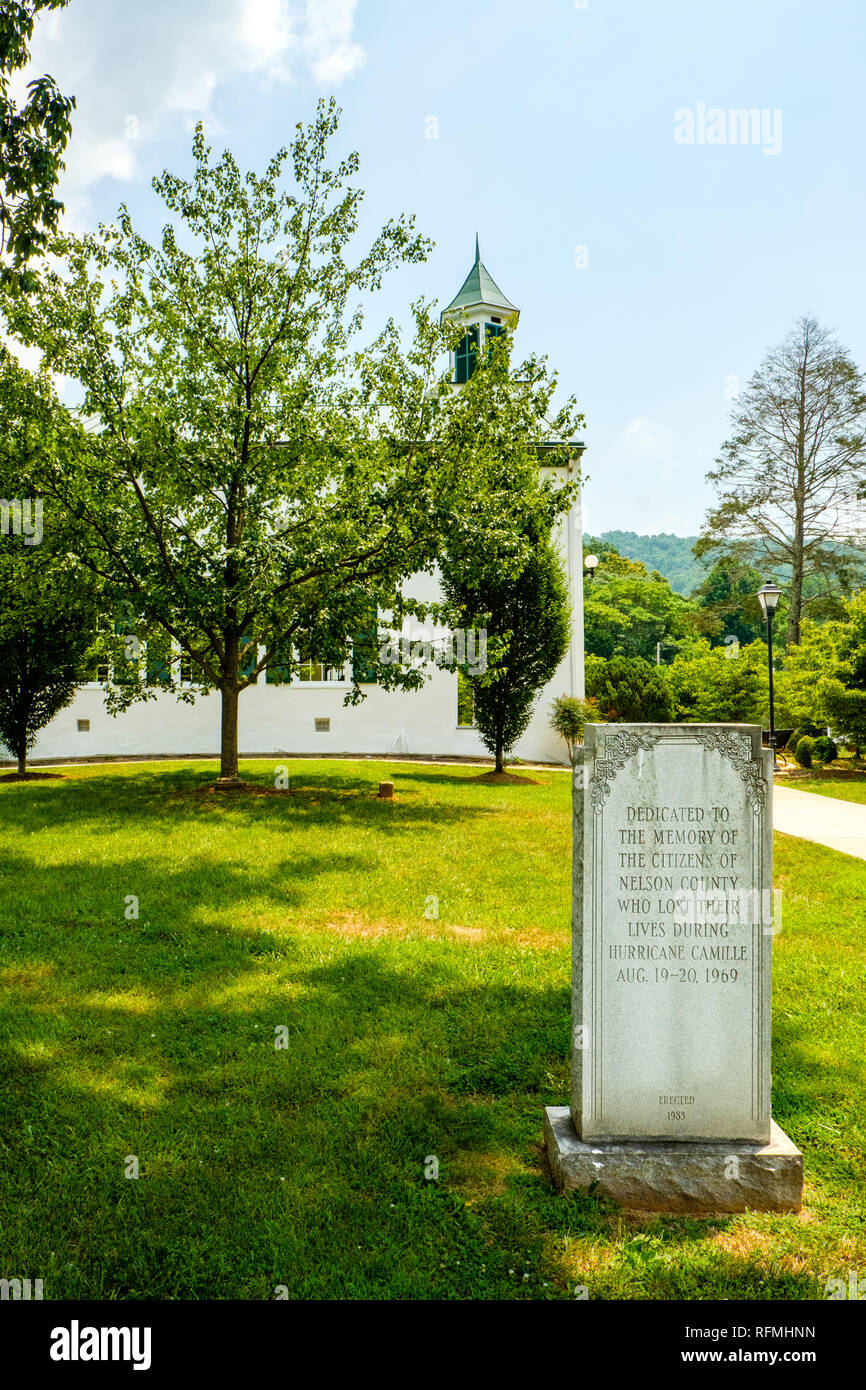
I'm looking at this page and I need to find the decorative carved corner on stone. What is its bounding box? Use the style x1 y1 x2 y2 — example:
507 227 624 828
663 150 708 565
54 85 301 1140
589 729 661 814
692 728 767 814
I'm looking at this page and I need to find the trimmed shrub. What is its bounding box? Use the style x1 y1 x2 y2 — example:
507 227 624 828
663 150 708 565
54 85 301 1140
793 735 815 768
811 735 838 765
550 695 598 763
585 655 673 723
789 720 822 748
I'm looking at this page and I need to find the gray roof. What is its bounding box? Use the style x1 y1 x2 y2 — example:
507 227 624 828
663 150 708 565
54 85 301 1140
441 236 518 318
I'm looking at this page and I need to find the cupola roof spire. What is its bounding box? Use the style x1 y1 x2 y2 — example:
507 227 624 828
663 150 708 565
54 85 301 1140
441 237 518 320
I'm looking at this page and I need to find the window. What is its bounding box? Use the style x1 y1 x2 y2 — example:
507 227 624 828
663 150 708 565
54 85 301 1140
485 322 505 364
264 639 346 684
77 719 90 733
296 657 345 683
146 636 172 687
179 655 194 684
457 671 474 727
293 631 344 683
455 324 479 383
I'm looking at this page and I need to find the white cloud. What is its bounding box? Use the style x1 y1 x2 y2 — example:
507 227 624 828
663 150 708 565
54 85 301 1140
17 0 365 225
303 0 366 83
624 417 671 457
237 0 295 77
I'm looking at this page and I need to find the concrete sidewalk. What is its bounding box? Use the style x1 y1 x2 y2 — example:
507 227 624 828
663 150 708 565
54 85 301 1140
773 784 866 861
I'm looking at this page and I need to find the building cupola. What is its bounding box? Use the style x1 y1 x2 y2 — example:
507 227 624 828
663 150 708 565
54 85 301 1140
440 236 519 383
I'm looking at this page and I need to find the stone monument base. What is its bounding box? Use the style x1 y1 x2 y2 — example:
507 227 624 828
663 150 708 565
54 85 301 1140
544 1107 803 1214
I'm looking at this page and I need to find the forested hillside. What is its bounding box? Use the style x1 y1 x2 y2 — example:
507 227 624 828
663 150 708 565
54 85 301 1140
590 531 705 594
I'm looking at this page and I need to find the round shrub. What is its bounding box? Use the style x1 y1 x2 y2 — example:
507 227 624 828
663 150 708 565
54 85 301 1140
789 720 822 747
811 735 838 765
793 735 815 768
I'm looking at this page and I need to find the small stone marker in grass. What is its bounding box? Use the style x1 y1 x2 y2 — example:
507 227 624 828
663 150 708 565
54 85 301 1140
378 781 394 799
544 723 804 1213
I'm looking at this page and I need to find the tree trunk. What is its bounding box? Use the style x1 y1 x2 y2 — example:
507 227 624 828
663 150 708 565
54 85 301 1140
786 570 803 648
787 489 805 646
495 735 504 775
218 634 241 785
17 748 26 777
787 355 808 648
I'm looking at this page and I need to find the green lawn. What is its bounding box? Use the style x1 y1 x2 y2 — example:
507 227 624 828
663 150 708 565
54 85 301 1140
0 759 863 1300
779 770 866 806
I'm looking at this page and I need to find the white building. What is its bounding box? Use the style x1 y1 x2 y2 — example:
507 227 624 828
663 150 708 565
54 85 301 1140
24 244 586 768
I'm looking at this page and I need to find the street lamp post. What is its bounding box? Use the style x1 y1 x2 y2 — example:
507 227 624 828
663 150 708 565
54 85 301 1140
756 582 782 771
584 553 599 582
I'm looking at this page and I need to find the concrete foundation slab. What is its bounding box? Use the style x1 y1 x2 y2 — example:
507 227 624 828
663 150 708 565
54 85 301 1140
544 1106 803 1214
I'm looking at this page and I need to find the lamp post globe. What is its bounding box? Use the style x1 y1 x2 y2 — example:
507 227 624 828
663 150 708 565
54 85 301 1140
756 582 782 621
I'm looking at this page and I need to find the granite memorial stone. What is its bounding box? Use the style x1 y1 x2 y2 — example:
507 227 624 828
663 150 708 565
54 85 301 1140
544 723 804 1212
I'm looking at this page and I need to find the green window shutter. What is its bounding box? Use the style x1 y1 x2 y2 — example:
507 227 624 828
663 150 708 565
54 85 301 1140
146 635 172 686
455 324 479 383
266 644 292 685
352 601 379 683
240 640 259 683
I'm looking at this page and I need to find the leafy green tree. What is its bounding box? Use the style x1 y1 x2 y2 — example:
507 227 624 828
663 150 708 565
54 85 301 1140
583 545 694 661
0 345 98 774
698 316 866 646
692 558 767 645
815 590 866 753
773 618 842 730
0 613 95 774
2 100 579 784
585 654 673 723
665 639 767 724
441 531 572 773
1 1 75 287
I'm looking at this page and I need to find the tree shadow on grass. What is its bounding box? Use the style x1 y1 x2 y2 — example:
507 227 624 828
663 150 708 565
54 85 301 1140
0 847 375 964
0 937 832 1301
770 1017 865 1190
0 766 507 839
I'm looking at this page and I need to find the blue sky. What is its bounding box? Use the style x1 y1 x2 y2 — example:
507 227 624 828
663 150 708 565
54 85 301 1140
18 0 866 536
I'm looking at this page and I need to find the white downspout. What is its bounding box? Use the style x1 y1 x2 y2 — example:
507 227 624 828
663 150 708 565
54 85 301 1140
570 458 586 699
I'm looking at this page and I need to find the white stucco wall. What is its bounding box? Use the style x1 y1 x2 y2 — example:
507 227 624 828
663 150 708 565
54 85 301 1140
16 472 585 768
